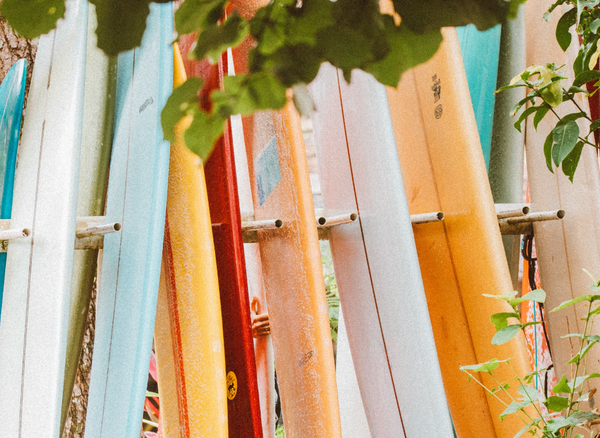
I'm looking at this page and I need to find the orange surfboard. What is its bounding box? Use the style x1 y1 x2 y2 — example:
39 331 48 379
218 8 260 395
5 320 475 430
390 28 534 438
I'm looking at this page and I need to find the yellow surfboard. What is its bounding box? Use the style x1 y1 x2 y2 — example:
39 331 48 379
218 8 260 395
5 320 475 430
390 28 533 438
154 44 228 437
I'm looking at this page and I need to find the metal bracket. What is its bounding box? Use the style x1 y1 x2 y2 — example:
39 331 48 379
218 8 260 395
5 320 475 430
499 209 565 235
0 216 122 252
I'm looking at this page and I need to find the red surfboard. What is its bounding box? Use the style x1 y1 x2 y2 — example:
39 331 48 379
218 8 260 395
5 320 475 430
179 35 264 438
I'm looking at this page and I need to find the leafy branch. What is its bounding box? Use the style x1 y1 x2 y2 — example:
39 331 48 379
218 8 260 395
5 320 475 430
1 0 525 159
461 280 600 438
498 0 600 182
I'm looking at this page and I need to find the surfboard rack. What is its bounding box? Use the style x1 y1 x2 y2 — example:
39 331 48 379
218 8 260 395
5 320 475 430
410 212 445 225
495 203 530 219
0 216 122 252
316 212 358 240
238 218 284 243
499 209 565 235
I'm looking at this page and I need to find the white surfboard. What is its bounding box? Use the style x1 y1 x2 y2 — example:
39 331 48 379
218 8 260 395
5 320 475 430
310 64 454 437
336 308 370 438
0 0 88 435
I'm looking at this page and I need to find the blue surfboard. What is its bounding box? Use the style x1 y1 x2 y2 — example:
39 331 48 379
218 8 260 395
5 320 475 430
457 24 501 169
0 59 26 313
84 3 173 437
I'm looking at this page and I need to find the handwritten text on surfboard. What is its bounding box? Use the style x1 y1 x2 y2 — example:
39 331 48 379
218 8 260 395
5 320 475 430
432 74 443 119
255 137 282 207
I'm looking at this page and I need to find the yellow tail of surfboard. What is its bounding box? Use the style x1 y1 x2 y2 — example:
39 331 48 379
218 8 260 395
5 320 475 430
154 44 228 437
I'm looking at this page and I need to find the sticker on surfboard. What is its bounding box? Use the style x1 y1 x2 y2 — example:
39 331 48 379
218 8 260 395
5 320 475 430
226 371 238 400
255 136 282 206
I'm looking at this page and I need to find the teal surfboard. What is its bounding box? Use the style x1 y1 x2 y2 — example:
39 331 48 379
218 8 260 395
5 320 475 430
84 3 173 437
457 24 501 169
0 59 26 313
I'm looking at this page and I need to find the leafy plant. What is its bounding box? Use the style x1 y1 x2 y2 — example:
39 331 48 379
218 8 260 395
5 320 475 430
0 0 525 160
320 241 339 342
499 0 600 182
461 276 600 438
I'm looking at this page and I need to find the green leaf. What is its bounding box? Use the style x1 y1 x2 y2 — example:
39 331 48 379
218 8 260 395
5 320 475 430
460 358 503 373
557 112 587 124
592 18 600 33
364 17 442 87
216 72 287 116
533 105 550 130
542 131 554 173
590 119 600 132
483 291 518 301
552 120 580 166
184 111 226 161
161 77 203 143
569 373 600 391
552 294 600 312
518 384 539 402
553 375 571 394
573 69 600 87
90 0 157 56
561 140 584 183
174 0 226 34
146 390 159 397
555 8 577 51
544 395 569 412
500 400 533 419
508 289 547 307
492 325 521 345
0 0 66 39
314 0 393 82
513 106 538 133
546 411 600 433
490 312 520 331
193 14 249 64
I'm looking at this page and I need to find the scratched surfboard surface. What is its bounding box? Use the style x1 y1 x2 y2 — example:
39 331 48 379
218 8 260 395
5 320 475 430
311 63 454 438
390 28 535 438
84 4 173 437
0 0 87 435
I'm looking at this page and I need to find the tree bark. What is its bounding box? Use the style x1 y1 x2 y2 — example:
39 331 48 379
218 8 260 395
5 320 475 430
0 15 36 106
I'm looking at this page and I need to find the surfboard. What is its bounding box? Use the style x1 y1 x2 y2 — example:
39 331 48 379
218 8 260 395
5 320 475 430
334 308 370 438
176 35 263 437
231 110 277 437
0 0 88 435
84 4 173 437
524 0 600 383
0 58 26 315
60 5 117 432
231 27 341 434
310 64 454 437
390 28 534 438
488 8 527 291
153 43 228 438
457 23 501 169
